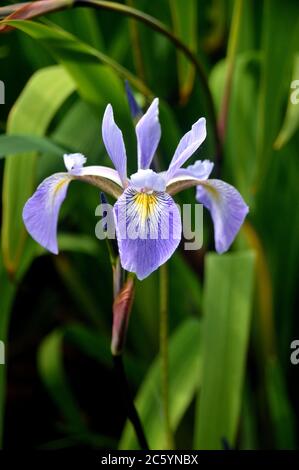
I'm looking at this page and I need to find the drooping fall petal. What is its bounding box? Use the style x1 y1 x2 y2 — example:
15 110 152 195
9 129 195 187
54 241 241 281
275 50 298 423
196 179 249 253
114 188 182 280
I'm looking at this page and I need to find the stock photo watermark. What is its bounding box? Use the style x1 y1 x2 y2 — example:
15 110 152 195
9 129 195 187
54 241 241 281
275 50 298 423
0 80 5 104
0 341 5 365
95 202 204 251
290 340 299 365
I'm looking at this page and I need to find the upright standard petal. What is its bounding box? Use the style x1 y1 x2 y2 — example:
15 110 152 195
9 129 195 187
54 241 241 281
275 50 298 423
23 173 72 254
136 98 161 170
114 188 181 280
196 179 249 253
166 117 206 180
102 104 127 185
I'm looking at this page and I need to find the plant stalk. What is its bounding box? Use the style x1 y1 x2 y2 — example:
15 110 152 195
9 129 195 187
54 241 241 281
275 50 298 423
113 354 149 450
112 266 149 450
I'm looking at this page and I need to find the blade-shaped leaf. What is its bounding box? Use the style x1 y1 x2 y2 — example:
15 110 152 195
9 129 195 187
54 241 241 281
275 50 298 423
37 329 89 435
256 0 299 186
4 19 150 100
194 251 255 449
0 133 66 157
120 318 202 450
1 65 76 274
169 0 197 103
265 358 296 449
274 53 299 150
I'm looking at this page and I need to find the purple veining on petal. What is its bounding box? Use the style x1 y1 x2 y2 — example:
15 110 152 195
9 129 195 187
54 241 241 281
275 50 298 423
102 104 127 184
136 98 161 170
196 179 249 253
166 117 206 181
22 173 72 254
114 187 181 280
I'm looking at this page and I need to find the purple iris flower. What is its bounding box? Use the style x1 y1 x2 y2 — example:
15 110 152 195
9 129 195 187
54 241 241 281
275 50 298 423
23 98 249 280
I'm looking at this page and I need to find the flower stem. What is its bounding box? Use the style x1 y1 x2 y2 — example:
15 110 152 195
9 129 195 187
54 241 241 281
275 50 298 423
112 266 149 450
159 263 174 449
113 354 149 450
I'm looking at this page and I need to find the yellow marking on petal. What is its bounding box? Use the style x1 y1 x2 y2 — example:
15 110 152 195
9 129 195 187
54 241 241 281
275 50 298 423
133 192 159 222
48 176 72 210
52 177 71 198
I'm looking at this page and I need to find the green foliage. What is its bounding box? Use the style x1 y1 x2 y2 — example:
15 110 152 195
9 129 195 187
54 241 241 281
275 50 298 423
0 0 298 451
194 251 255 449
120 318 202 450
2 65 76 274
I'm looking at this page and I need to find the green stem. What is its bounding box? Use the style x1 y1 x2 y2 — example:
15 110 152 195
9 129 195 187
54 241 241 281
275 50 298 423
159 263 173 449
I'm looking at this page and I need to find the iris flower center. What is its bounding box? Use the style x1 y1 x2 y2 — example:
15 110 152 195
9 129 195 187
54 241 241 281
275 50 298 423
129 169 166 193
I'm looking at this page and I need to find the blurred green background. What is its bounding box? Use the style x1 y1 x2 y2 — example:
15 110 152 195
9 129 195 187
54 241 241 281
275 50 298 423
0 0 299 450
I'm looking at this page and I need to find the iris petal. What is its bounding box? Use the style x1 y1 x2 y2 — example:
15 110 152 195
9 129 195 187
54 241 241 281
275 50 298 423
168 159 214 182
136 98 161 170
23 173 72 254
23 161 124 254
166 118 206 180
63 153 86 173
102 104 127 184
114 188 181 280
196 179 249 253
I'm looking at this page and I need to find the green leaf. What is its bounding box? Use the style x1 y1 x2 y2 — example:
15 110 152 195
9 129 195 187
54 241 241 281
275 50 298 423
0 133 66 157
5 18 140 164
120 318 202 450
37 329 89 434
1 65 76 274
5 19 150 100
256 0 299 186
169 0 197 103
210 52 260 201
194 251 255 449
265 358 296 449
274 54 299 150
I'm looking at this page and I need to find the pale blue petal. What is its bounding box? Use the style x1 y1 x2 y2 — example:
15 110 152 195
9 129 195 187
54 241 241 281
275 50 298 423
130 169 166 192
136 98 161 170
63 153 86 174
168 159 214 182
167 118 206 180
23 173 72 254
114 188 181 279
196 179 249 253
102 104 127 184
